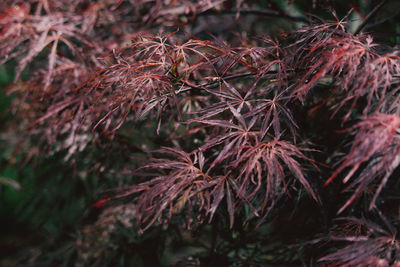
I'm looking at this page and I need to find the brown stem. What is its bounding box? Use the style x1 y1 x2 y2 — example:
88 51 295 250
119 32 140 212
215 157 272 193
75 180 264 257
354 0 389 35
200 8 308 23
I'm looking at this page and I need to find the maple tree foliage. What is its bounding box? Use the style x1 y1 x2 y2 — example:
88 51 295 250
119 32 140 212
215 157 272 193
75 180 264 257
311 213 400 266
1 0 400 265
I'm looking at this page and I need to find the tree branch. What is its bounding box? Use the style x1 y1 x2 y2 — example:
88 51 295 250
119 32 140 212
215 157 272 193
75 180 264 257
354 0 389 35
200 8 308 23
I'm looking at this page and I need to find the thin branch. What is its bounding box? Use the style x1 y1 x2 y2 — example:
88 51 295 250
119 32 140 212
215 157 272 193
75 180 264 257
147 69 295 106
137 72 257 115
354 0 389 35
364 10 400 30
200 8 309 23
178 71 257 92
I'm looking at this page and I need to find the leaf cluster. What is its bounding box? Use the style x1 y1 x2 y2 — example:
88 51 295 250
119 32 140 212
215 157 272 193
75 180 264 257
2 0 400 265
